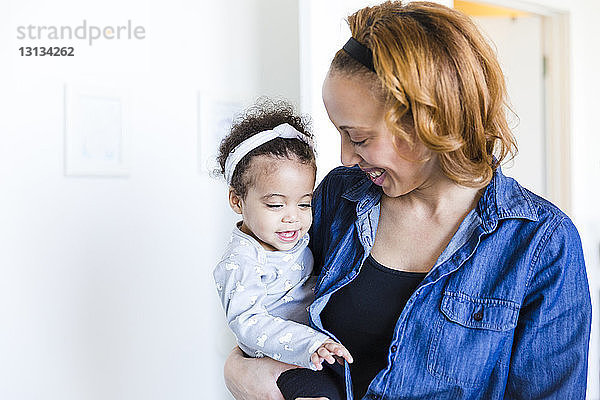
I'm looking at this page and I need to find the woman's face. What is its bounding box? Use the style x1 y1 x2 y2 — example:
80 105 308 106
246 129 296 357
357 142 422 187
322 71 440 198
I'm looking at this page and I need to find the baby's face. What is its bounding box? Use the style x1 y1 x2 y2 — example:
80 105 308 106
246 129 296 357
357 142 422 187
234 156 315 252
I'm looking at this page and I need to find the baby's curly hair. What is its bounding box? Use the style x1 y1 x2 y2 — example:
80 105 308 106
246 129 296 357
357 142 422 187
217 98 316 198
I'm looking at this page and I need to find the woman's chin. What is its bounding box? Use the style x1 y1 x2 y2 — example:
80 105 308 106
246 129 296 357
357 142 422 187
381 187 400 198
381 182 412 198
380 181 397 197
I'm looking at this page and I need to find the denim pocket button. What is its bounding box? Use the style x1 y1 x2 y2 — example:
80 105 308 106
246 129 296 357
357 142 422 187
427 291 520 387
440 292 518 331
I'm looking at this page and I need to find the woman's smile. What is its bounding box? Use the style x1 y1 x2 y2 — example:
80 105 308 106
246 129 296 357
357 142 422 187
361 167 386 185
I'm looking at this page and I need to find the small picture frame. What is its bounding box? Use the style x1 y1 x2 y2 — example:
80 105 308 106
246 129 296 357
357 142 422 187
197 93 243 174
64 84 130 177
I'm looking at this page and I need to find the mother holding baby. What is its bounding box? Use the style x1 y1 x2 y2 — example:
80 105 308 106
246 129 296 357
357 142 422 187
223 1 591 399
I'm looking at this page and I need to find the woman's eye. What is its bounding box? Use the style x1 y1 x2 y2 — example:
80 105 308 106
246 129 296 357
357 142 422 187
342 130 366 147
350 138 366 146
266 204 283 208
299 203 312 209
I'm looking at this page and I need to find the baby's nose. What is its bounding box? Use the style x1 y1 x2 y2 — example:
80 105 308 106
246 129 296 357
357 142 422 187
282 212 298 223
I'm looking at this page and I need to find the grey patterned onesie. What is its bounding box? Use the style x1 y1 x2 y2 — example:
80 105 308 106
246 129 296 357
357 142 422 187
213 225 330 370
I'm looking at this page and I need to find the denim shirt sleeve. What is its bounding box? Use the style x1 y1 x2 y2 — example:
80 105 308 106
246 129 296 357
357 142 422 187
309 169 346 279
308 175 327 276
505 217 591 398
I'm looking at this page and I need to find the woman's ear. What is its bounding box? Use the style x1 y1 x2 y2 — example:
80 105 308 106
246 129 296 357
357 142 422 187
228 188 243 214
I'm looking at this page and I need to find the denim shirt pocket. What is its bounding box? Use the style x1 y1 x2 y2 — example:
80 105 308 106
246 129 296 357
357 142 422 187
427 291 519 387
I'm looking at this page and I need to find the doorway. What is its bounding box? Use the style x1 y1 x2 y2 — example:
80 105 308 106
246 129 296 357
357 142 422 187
454 0 572 214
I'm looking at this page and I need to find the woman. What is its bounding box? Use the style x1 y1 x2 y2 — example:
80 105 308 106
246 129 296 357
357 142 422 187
223 1 591 399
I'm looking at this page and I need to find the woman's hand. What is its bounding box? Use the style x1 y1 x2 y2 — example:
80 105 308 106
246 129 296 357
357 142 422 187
224 346 298 400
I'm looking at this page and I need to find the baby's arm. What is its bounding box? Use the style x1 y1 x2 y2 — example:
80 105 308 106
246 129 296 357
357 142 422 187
214 254 332 370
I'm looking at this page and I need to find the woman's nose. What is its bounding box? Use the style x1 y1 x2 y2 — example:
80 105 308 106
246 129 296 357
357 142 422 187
340 136 362 167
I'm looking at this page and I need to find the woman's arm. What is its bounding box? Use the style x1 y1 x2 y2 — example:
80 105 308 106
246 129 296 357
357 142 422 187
505 218 591 398
223 346 296 400
224 347 331 400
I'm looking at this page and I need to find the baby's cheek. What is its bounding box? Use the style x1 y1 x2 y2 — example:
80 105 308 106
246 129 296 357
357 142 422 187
259 221 276 237
304 211 313 227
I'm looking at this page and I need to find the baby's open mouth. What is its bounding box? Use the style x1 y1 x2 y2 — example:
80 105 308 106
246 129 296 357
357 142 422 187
277 230 299 242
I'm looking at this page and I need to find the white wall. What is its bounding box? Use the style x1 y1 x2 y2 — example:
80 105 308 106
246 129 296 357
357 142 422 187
563 2 600 397
0 0 299 399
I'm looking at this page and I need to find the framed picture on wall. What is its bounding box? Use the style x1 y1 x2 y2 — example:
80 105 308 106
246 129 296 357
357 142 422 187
64 84 130 177
197 93 243 175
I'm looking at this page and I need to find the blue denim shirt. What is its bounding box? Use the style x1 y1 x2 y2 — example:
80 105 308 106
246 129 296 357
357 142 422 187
308 166 591 400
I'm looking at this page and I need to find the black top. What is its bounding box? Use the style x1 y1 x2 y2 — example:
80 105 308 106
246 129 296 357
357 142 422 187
321 254 426 398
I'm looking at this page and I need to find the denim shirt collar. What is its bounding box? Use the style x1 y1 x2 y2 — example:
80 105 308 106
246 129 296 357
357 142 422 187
340 166 539 231
341 167 382 216
476 166 539 232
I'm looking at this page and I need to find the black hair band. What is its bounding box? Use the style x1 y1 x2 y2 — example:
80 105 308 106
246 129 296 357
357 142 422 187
342 37 375 72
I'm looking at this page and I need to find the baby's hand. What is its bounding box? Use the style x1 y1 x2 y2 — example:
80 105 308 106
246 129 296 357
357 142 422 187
310 339 353 370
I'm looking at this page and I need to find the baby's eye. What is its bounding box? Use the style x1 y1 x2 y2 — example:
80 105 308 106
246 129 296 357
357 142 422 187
299 203 312 209
265 204 283 208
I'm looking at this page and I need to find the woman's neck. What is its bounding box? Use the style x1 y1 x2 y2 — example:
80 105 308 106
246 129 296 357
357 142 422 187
383 172 481 222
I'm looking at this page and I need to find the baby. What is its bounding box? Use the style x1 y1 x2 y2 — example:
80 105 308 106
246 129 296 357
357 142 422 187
213 100 351 400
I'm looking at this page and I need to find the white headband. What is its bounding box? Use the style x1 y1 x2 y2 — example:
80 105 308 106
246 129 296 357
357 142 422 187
224 123 314 184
